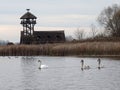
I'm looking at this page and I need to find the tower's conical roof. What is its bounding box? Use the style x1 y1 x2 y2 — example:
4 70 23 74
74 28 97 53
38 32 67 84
20 9 37 19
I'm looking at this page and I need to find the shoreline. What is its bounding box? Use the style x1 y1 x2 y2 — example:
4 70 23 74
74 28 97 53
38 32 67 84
77 55 120 58
1 55 120 58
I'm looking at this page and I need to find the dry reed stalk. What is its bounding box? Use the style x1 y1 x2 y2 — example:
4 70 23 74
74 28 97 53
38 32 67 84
0 42 120 56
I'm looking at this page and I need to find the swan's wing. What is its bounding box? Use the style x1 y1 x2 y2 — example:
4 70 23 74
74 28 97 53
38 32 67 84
41 65 48 69
101 65 104 68
84 65 90 69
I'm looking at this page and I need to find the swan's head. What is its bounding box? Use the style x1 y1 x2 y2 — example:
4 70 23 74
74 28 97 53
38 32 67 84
38 60 41 62
81 60 84 63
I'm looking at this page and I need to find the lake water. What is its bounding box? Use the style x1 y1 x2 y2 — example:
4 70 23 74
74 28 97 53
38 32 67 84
0 56 120 90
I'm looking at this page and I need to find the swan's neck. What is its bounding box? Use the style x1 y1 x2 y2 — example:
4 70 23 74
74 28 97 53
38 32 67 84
81 62 84 69
98 62 101 68
39 62 41 69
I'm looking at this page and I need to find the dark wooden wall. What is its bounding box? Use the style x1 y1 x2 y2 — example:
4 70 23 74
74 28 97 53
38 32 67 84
20 31 65 44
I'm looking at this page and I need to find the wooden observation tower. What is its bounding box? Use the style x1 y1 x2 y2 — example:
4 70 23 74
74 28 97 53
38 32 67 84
20 9 37 36
20 9 37 44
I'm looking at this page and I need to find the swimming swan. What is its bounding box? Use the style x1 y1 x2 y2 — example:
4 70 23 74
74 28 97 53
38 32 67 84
97 58 105 69
81 60 90 70
38 60 48 69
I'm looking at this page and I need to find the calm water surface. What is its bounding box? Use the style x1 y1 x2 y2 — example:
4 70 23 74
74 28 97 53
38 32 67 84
0 56 120 90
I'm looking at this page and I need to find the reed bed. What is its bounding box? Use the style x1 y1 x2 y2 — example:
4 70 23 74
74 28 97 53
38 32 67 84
0 42 120 56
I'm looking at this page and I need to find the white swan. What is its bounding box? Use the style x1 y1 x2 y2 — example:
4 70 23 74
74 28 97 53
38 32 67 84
97 58 101 68
81 60 90 70
97 58 104 69
38 60 48 69
97 58 105 69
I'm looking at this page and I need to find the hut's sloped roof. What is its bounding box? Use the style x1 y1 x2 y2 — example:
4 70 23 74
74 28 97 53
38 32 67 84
34 31 65 34
20 12 37 19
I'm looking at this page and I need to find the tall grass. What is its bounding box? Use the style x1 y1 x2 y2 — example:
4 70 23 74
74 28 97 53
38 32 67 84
0 42 120 56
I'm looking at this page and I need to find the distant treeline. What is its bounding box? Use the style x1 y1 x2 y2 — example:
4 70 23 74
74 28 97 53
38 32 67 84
0 42 120 56
0 40 8 45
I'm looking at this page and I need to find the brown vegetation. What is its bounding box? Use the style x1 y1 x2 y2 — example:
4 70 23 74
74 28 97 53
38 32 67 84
0 41 120 56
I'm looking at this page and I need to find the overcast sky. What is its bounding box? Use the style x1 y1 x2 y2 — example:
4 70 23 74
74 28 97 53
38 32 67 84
0 0 119 42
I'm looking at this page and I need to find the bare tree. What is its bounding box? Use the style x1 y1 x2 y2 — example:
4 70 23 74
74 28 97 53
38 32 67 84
65 35 74 42
74 28 85 40
98 4 120 37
